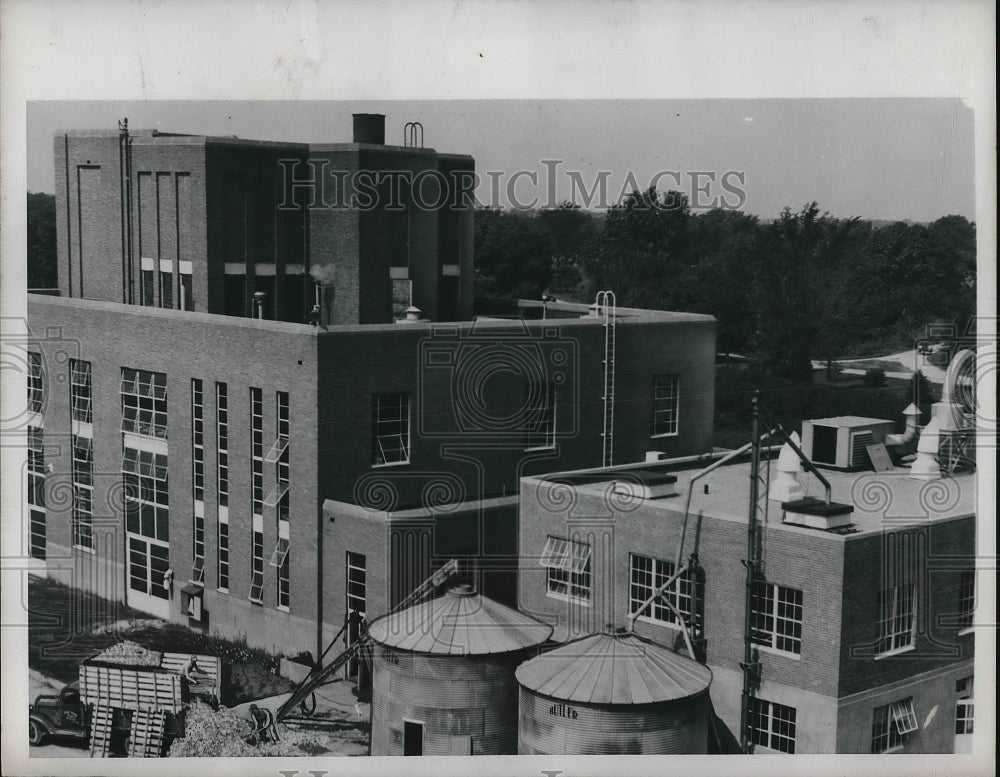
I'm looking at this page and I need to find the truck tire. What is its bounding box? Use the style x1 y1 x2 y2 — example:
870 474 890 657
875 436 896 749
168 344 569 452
28 719 48 746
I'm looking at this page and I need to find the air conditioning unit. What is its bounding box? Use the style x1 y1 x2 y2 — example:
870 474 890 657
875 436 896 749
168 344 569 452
801 417 896 470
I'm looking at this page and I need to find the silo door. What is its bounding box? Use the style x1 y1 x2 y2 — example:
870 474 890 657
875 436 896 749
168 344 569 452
403 720 423 756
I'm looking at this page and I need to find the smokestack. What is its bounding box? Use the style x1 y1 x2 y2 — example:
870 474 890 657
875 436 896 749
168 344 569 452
353 113 386 145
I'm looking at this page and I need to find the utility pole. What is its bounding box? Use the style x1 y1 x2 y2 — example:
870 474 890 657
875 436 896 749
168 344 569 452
739 392 764 753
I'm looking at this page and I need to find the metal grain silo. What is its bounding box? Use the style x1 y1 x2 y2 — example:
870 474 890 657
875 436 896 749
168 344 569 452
367 584 553 756
515 625 713 755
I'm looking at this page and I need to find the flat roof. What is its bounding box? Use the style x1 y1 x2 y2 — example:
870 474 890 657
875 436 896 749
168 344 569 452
526 455 977 538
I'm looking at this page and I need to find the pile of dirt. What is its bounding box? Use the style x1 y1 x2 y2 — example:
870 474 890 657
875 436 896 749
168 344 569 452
92 640 162 667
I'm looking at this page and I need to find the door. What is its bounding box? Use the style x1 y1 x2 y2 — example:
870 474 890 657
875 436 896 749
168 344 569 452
126 535 170 618
403 720 424 756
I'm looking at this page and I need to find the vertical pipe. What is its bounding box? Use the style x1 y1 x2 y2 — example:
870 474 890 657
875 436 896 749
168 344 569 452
64 134 73 296
119 125 127 303
740 392 761 754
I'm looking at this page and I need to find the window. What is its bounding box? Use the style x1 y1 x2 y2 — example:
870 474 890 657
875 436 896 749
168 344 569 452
651 374 679 437
372 393 410 466
525 382 556 449
217 519 230 592
121 368 168 439
71 435 94 550
180 271 194 311
750 580 803 655
749 697 797 754
191 380 204 502
955 677 974 735
27 426 46 559
249 519 264 604
159 269 173 309
216 383 229 508
70 360 92 424
251 387 264 515
540 535 592 602
264 391 290 522
877 583 916 655
629 554 704 629
347 552 367 617
277 553 290 610
871 698 917 753
957 570 975 631
141 269 155 306
27 351 43 414
122 447 169 542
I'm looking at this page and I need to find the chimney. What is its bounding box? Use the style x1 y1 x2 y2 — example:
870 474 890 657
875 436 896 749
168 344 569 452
353 113 386 145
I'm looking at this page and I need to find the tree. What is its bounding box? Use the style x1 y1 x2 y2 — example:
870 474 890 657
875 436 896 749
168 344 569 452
473 208 553 300
27 192 58 289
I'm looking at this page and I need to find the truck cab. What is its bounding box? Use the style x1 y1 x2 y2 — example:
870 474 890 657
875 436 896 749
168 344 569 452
28 681 90 746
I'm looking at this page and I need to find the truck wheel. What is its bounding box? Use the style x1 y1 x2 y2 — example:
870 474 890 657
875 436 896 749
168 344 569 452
28 719 48 746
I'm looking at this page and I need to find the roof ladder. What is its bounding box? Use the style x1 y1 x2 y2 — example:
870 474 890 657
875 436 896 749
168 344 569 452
596 290 617 468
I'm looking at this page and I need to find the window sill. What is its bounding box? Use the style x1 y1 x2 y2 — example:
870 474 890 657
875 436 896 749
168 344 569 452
217 588 229 595
524 445 557 453
371 460 410 469
248 598 264 606
73 544 96 555
958 627 975 637
650 432 679 440
874 644 915 661
546 590 591 607
874 746 905 755
277 605 290 613
755 644 802 661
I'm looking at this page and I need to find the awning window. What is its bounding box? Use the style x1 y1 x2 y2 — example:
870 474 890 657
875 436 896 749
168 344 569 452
890 699 918 735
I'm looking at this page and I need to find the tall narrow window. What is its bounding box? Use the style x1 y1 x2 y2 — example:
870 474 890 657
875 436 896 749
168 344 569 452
629 554 704 629
957 570 975 631
748 698 797 754
141 268 156 306
191 380 205 503
251 388 264 515
877 582 916 655
372 392 410 466
249 516 264 604
70 359 92 424
955 677 974 736
217 519 230 592
264 392 290 521
180 271 194 311
651 374 679 437
27 426 46 559
27 351 44 414
750 580 803 655
71 435 94 550
216 383 229 509
525 381 557 449
121 368 168 439
159 269 174 309
347 552 367 617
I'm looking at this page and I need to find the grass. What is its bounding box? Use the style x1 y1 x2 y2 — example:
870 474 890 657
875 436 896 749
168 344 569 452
27 575 293 705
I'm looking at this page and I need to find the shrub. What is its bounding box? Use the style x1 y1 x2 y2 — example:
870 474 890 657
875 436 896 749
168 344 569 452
863 368 886 387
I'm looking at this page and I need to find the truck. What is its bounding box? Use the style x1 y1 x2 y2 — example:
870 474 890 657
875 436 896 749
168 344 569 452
28 642 222 757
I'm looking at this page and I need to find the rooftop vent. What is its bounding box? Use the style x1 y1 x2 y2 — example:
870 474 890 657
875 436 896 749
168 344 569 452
353 113 385 145
801 417 895 471
781 496 854 530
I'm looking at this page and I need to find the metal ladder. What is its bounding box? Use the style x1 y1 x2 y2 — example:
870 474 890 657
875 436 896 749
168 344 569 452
277 558 460 723
596 290 617 468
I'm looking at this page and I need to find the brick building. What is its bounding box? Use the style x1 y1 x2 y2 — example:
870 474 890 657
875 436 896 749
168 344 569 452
516 453 976 754
22 115 717 664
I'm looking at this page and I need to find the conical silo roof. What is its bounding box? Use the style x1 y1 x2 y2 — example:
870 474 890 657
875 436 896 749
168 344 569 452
515 625 712 705
368 584 553 655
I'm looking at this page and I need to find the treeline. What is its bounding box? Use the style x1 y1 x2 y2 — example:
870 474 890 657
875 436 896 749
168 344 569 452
474 189 976 380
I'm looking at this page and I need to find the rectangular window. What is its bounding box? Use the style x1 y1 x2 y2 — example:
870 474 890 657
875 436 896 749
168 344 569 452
141 269 155 307
249 522 264 604
750 580 803 655
27 351 43 414
877 582 916 655
651 374 679 437
250 388 264 516
629 554 704 629
264 391 290 522
122 447 169 542
217 518 230 592
347 552 367 617
180 271 194 311
372 392 410 466
191 379 205 502
71 435 94 550
525 382 557 449
159 270 174 309
749 697 797 754
70 359 92 424
955 677 974 735
540 535 592 602
277 553 290 610
121 368 168 439
216 383 229 508
958 570 975 631
872 698 917 753
27 426 46 559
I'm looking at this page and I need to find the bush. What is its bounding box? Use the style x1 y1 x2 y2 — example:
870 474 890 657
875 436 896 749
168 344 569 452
863 368 886 387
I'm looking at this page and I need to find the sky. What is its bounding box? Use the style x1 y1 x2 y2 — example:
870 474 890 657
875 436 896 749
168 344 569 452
27 98 975 223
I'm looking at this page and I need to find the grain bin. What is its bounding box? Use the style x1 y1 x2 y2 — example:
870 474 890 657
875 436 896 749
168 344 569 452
515 624 713 754
367 583 552 756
